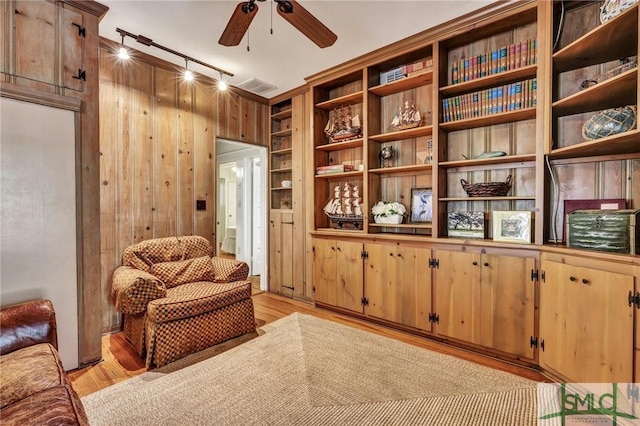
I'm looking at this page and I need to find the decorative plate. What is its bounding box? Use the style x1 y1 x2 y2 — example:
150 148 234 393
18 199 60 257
600 0 639 23
582 106 637 140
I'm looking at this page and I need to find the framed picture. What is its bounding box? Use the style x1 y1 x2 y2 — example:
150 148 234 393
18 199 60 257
410 188 433 223
447 211 485 239
492 211 532 243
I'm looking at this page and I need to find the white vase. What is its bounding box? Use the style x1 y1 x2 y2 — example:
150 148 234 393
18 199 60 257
374 214 403 224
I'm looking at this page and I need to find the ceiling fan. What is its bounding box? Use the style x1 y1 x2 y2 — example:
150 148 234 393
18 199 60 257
218 0 337 49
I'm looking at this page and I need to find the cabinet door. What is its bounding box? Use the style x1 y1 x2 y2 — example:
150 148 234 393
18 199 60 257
312 238 337 306
14 1 57 87
433 249 480 342
365 243 431 330
62 6 85 91
269 212 294 297
540 260 634 383
334 240 364 313
479 253 536 359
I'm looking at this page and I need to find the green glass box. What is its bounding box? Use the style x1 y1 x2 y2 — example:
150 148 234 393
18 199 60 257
566 209 639 255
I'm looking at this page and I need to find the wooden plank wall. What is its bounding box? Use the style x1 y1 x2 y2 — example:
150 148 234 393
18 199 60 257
99 44 268 332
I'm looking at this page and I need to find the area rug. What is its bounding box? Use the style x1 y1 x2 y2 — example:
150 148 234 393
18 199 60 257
82 313 539 425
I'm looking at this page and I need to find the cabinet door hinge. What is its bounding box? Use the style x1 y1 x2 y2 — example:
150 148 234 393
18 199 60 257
71 23 86 37
428 312 440 324
72 69 86 81
361 297 369 306
627 384 639 402
628 291 640 309
540 339 545 352
361 250 368 260
530 336 538 348
312 286 315 294
428 258 439 269
530 269 538 282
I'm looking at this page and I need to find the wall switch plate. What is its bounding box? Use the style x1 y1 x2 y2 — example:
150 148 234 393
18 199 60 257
196 200 206 211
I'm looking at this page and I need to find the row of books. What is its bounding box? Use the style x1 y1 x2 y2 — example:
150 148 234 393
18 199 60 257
451 39 537 85
442 79 537 122
380 58 434 84
315 164 356 175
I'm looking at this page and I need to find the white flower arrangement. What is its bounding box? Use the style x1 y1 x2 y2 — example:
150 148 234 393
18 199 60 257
371 201 406 218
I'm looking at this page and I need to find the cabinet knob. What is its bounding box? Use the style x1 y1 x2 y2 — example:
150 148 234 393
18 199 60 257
472 261 478 266
581 278 589 285
397 253 402 258
569 276 577 282
483 262 489 267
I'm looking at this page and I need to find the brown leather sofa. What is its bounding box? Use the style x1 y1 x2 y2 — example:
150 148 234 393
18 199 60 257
0 299 89 426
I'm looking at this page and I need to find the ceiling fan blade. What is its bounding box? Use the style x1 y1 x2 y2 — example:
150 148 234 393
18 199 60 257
277 1 337 48
218 2 259 47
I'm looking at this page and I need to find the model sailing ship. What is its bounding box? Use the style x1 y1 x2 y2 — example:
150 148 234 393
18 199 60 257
323 182 363 229
324 105 362 143
391 101 422 130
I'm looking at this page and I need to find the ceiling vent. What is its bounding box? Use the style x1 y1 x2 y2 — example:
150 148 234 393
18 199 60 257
236 77 278 95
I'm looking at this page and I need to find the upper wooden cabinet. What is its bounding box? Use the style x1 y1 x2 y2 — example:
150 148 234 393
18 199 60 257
2 0 90 92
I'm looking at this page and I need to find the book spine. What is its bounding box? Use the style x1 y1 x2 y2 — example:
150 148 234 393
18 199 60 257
514 42 522 69
491 49 499 75
499 47 508 72
509 43 516 70
452 59 459 84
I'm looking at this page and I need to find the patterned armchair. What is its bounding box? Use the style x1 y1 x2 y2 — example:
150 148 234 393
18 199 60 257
111 236 256 368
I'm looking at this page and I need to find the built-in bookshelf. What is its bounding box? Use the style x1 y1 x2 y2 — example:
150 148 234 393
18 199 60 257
270 99 293 211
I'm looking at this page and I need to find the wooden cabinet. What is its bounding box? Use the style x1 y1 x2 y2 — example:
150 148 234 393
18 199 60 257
312 238 364 313
364 242 432 331
2 0 88 92
305 0 640 383
539 252 636 383
269 91 309 299
433 247 537 359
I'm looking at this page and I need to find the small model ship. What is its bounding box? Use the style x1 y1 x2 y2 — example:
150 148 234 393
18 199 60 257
323 182 364 229
391 101 422 130
324 105 362 143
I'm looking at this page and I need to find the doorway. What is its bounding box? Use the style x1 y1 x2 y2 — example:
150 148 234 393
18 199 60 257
216 139 268 293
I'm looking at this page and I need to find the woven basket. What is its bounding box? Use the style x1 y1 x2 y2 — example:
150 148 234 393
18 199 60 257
461 175 512 197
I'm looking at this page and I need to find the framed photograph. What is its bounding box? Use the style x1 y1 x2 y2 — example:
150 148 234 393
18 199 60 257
492 211 532 243
447 211 485 239
410 188 433 223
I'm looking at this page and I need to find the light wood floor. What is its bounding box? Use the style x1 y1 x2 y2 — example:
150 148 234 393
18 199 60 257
68 292 548 398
